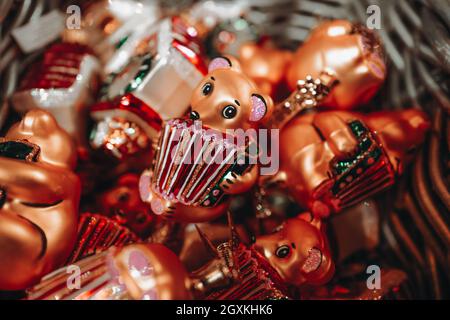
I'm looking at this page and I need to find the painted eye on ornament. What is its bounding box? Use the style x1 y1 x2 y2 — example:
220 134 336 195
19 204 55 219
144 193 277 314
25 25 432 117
406 146 417 154
275 245 291 259
116 209 127 218
118 192 130 203
202 82 213 96
136 213 147 224
20 199 63 208
222 105 237 119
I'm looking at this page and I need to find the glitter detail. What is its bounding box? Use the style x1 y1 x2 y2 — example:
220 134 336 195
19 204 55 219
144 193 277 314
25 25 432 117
268 73 338 129
208 57 232 72
151 198 165 215
90 116 150 159
301 248 322 273
148 119 255 208
67 213 138 263
249 95 266 122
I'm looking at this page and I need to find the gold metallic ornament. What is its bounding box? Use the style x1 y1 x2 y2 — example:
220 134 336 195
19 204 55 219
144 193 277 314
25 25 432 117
0 110 80 290
262 109 429 217
238 41 293 98
139 56 274 222
266 72 338 129
253 213 334 287
96 173 158 239
189 56 274 132
27 212 332 300
26 241 235 300
26 244 193 300
179 222 250 271
287 20 386 110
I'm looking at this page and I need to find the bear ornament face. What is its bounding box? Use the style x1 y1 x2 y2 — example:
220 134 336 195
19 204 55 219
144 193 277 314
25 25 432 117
139 56 273 223
0 110 80 290
254 213 334 287
97 173 156 239
189 56 273 132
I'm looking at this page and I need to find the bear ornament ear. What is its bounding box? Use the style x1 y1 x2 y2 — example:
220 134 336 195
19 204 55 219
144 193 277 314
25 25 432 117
298 212 323 231
249 93 273 123
208 56 232 72
208 56 273 124
208 56 242 73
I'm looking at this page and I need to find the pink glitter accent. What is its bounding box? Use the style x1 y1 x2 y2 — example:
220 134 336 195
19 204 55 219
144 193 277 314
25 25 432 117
128 250 154 277
139 172 151 202
249 95 267 122
208 57 231 72
368 60 385 79
302 248 322 273
151 199 165 215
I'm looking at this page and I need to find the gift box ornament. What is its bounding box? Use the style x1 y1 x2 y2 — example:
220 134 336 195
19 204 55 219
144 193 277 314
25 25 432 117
11 43 101 149
89 18 208 159
63 0 161 74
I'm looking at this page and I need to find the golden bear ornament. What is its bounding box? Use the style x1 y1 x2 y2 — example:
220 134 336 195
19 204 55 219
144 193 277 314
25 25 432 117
0 110 80 290
139 56 273 222
261 109 429 218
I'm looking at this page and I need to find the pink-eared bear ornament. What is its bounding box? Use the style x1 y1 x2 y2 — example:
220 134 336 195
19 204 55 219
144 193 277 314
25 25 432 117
139 56 274 222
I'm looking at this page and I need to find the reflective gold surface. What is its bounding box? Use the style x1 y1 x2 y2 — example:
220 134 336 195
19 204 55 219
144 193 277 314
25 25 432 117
112 243 193 300
254 213 334 287
190 56 274 131
97 173 156 238
238 42 292 97
287 20 386 110
0 110 80 290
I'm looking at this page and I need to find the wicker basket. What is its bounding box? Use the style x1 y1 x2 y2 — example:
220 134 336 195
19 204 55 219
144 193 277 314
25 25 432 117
0 0 448 299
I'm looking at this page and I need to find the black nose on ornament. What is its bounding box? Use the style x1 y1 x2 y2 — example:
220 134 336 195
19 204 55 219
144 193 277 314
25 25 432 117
190 111 200 120
0 189 6 209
